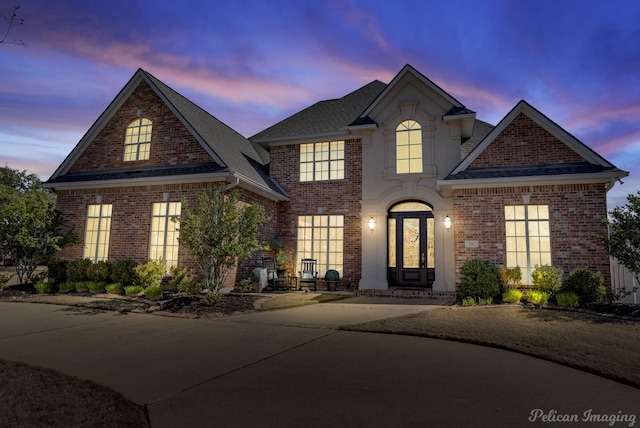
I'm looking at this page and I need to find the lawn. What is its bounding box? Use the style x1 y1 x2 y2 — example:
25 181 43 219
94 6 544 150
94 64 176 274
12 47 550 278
343 305 640 388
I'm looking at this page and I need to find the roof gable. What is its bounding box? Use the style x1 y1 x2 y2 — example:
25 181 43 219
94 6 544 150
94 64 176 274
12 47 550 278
451 100 617 175
359 64 466 119
46 69 286 199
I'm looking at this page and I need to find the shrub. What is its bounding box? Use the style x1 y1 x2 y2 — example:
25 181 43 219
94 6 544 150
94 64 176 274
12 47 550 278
74 282 89 292
178 278 206 295
457 259 501 301
202 288 222 305
556 292 579 307
46 259 67 284
0 273 13 290
233 278 254 293
502 288 523 304
111 259 138 286
58 282 76 292
531 265 563 295
478 297 493 305
168 266 193 291
87 260 111 283
144 284 163 300
86 281 106 293
499 266 522 291
527 290 549 306
134 260 165 288
105 283 123 295
66 258 93 283
124 285 144 296
461 297 476 306
34 282 52 294
567 267 605 304
249 267 262 282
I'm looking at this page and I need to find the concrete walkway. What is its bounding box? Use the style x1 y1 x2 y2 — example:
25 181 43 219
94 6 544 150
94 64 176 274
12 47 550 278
0 298 638 427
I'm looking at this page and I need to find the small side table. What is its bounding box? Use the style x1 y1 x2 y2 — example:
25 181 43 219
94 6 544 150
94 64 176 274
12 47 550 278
288 275 299 290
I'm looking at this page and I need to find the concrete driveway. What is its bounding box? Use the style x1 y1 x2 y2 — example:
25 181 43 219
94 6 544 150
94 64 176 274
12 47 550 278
0 299 638 427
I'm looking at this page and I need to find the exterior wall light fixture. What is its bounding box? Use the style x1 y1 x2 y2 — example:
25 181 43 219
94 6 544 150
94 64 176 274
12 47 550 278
444 215 452 230
368 217 376 232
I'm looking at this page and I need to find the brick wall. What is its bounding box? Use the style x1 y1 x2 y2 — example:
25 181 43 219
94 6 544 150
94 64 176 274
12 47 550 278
268 139 362 283
69 80 213 173
55 183 277 286
471 113 584 168
452 183 611 286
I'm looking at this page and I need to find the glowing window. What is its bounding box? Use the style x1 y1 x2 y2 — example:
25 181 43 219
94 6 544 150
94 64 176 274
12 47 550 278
296 215 344 276
300 141 344 182
396 120 422 174
505 205 551 284
149 202 181 271
123 118 152 161
84 204 112 262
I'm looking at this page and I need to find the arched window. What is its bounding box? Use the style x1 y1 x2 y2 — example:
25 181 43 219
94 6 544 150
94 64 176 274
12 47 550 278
123 118 152 161
396 120 422 174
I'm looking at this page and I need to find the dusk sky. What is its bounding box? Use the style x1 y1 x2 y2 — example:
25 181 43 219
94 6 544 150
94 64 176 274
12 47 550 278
1 0 639 208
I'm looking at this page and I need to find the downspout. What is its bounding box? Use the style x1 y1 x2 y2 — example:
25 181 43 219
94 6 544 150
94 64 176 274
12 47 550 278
225 176 240 191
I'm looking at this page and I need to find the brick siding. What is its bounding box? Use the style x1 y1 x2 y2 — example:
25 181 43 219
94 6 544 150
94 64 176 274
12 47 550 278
452 183 611 286
470 113 584 168
69 80 213 173
268 139 362 283
56 183 277 287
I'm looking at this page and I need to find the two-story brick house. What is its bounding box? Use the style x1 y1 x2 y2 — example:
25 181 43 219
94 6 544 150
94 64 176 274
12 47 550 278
44 65 628 291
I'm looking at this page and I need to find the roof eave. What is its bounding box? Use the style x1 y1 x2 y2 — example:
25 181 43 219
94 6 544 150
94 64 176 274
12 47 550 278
437 170 629 192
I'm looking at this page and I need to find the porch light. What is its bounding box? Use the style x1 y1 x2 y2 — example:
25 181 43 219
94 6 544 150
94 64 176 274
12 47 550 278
368 217 376 231
444 215 452 230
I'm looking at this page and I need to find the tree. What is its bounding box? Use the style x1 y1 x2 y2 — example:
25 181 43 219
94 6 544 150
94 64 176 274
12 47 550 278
0 166 75 284
173 186 268 302
597 191 640 296
0 5 25 46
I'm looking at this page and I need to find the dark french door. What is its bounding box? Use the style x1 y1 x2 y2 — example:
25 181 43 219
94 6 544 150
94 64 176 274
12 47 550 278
388 203 435 288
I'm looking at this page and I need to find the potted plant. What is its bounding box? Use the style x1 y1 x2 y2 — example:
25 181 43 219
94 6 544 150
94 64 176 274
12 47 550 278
250 267 263 293
324 269 340 291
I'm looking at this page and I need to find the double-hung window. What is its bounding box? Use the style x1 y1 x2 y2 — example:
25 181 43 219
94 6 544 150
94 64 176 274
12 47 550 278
297 215 344 276
123 118 152 161
84 204 112 262
505 205 551 284
300 141 344 182
149 202 181 270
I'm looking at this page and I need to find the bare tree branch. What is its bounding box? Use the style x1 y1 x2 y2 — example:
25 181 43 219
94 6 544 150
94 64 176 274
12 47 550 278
0 5 25 46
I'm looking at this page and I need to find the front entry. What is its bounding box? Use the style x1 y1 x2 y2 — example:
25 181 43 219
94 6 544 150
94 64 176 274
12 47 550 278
388 202 435 287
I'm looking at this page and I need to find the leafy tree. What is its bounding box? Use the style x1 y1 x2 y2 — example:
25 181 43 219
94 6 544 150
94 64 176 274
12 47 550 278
0 166 75 284
597 191 640 296
173 186 268 301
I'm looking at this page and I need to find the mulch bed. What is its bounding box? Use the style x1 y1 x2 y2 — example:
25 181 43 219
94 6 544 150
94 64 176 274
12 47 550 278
156 294 262 317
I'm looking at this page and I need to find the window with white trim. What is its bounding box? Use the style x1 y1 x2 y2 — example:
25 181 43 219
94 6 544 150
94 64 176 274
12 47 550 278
396 120 422 174
84 204 112 262
296 215 344 276
149 202 181 270
123 118 152 161
300 141 344 182
505 205 551 284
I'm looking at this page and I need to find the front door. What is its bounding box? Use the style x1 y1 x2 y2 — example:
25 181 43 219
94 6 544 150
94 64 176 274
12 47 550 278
388 202 435 288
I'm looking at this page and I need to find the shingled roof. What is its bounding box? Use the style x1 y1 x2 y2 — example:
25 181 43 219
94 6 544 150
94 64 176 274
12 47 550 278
250 80 387 143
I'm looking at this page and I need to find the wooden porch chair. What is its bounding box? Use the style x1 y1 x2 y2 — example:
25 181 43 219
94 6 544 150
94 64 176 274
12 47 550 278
262 257 289 290
299 258 318 291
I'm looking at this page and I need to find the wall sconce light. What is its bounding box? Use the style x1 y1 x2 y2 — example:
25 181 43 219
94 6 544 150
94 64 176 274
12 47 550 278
444 215 452 230
368 217 376 232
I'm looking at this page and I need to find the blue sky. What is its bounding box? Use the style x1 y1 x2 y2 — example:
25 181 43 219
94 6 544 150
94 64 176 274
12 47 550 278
1 0 639 208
